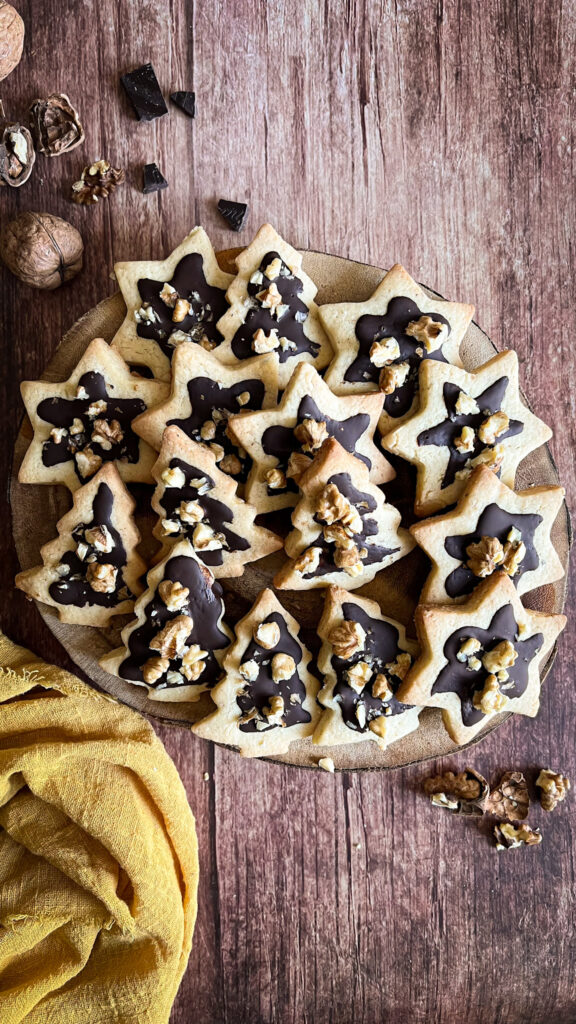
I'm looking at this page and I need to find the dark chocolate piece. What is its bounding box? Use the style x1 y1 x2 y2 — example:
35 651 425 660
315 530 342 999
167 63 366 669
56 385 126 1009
217 199 248 232
444 503 542 598
136 253 227 355
331 604 414 732
120 63 168 122
142 162 168 193
417 379 524 489
236 612 311 732
432 604 543 726
170 91 196 117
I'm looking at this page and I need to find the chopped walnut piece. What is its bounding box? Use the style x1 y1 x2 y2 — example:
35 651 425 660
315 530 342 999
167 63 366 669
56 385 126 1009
294 546 322 576
478 410 510 445
379 361 410 394
265 467 287 489
334 543 364 572
142 656 170 685
368 716 388 739
473 674 508 715
455 392 479 416
162 465 187 489
487 771 529 820
178 500 204 525
264 256 282 279
316 483 349 525
482 640 517 675
239 659 259 682
237 390 251 407
256 282 283 312
501 539 526 576
159 282 178 308
219 454 243 476
193 522 224 551
454 425 475 454
254 620 281 650
328 620 366 659
200 419 217 441
456 637 482 662
369 337 400 367
150 614 193 658
385 652 412 681
286 451 311 484
294 417 329 453
536 769 571 811
423 768 489 815
88 399 107 419
323 523 354 548
75 448 102 478
70 417 84 435
91 419 123 451
405 315 448 353
271 653 296 682
372 674 393 701
181 644 208 682
252 327 280 353
318 757 335 773
172 297 191 323
84 524 113 552
494 822 542 851
210 442 225 463
466 536 505 577
158 580 190 612
264 694 285 726
86 562 117 594
50 426 67 444
469 444 505 473
346 660 372 693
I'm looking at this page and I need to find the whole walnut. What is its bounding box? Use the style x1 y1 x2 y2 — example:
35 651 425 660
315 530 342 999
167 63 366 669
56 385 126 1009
0 2 25 82
1 211 83 289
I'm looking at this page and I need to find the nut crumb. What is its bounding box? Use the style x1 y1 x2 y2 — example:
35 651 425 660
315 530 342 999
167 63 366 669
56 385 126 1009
318 757 335 773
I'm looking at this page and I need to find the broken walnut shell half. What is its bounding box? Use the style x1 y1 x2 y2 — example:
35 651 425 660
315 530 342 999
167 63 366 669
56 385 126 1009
423 767 489 816
29 92 85 157
0 122 35 187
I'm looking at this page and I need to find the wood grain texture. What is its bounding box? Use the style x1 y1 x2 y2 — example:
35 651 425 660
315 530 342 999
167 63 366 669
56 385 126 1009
1 1 575 1022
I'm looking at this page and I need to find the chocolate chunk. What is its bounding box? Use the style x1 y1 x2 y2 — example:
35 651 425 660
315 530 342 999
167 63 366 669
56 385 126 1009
142 163 168 194
217 199 248 232
121 63 168 122
170 91 196 118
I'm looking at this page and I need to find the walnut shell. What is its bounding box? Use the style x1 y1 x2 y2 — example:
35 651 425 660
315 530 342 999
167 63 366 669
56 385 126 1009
1 211 84 289
0 1 24 82
0 122 35 187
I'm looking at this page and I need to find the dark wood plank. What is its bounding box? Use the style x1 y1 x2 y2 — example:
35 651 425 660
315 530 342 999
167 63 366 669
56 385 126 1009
1 1 575 1022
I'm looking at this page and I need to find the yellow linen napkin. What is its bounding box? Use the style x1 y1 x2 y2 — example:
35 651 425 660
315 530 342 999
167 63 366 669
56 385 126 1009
0 633 199 1024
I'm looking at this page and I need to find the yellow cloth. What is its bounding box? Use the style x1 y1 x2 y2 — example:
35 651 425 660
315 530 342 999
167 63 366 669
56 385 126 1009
0 634 199 1024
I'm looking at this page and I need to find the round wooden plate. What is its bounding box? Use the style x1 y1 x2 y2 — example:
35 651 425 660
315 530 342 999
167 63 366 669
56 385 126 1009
11 250 571 770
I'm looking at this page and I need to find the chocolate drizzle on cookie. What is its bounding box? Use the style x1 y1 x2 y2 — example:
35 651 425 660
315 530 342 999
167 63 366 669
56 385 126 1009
444 504 542 598
135 253 229 357
230 250 318 363
330 604 414 732
236 612 311 732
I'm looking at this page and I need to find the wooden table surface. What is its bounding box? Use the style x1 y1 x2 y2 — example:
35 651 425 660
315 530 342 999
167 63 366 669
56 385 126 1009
2 2 575 1022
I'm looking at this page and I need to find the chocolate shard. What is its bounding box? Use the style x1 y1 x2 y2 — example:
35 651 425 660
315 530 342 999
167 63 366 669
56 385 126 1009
217 199 248 232
142 162 168 194
121 63 168 122
170 91 196 118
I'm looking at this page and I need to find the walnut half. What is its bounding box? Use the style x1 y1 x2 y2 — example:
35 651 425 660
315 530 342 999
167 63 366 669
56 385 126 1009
328 620 366 660
536 768 570 811
150 614 193 658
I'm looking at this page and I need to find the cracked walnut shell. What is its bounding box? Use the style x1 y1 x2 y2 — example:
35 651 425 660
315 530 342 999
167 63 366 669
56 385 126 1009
423 768 489 815
0 2 24 82
487 771 529 820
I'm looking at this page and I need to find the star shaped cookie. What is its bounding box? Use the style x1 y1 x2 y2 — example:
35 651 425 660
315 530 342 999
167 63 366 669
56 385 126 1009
382 350 553 516
19 337 168 491
132 344 279 485
313 586 421 749
111 226 234 381
193 588 321 757
410 464 565 604
215 222 333 387
397 573 566 744
228 362 395 514
15 463 146 627
274 438 414 590
151 425 283 577
320 263 474 434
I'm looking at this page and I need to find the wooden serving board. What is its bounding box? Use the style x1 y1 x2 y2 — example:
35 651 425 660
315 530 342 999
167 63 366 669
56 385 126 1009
10 251 571 770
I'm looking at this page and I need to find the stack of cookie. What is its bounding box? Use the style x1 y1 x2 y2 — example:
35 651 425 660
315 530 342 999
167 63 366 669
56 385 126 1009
16 224 567 759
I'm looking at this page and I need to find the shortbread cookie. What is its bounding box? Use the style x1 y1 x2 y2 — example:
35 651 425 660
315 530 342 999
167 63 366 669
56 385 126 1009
320 263 474 434
111 226 234 381
397 573 566 744
215 223 333 387
410 465 565 604
229 362 395 514
274 438 414 590
132 344 279 484
313 587 421 749
15 464 146 626
193 588 321 757
151 426 283 576
19 338 168 491
382 351 553 516
100 538 232 702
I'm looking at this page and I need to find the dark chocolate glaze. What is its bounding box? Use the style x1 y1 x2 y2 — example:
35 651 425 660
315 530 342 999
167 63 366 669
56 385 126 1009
159 457 250 566
349 296 451 418
444 503 542 598
236 611 311 732
331 604 414 732
48 483 130 608
169 376 266 482
432 603 543 726
230 250 318 363
39 371 146 480
417 378 524 489
301 472 398 578
119 554 229 691
262 395 372 495
136 253 229 357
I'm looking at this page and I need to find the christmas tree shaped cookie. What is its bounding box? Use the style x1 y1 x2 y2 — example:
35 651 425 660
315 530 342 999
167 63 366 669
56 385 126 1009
111 226 234 381
193 589 321 757
215 223 333 387
314 587 421 749
274 438 414 590
15 464 146 626
100 538 232 702
151 425 283 576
